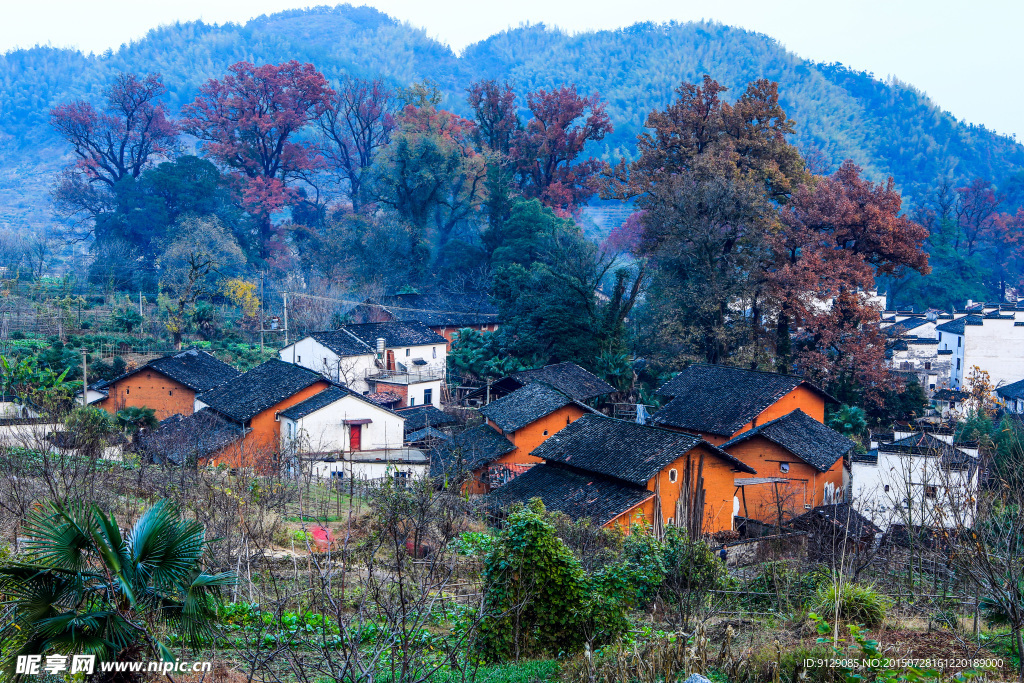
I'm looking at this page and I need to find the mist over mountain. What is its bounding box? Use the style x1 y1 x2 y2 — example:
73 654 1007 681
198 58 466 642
2 4 1022 232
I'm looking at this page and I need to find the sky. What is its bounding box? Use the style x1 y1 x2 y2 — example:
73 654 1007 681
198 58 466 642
3 0 1021 140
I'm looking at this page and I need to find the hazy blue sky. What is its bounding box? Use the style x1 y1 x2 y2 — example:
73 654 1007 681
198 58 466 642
4 1 1020 140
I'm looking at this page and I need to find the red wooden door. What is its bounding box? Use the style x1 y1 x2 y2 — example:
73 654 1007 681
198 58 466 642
349 425 361 451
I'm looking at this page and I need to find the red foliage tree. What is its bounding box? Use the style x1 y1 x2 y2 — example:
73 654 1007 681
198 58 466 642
774 160 930 403
50 73 177 222
955 178 1000 257
467 80 520 155
318 76 396 213
512 85 613 215
182 61 333 258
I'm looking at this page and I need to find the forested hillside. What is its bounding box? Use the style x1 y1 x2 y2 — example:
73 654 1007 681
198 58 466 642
2 4 1023 232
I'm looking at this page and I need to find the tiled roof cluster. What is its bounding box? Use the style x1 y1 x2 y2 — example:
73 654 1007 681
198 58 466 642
396 405 458 433
721 409 853 472
652 364 829 437
143 409 243 465
114 348 239 393
480 382 591 433
489 464 653 526
996 379 1024 401
198 359 325 422
934 315 984 334
429 424 515 477
310 330 374 356
278 385 390 420
343 321 447 348
507 362 615 402
531 413 754 486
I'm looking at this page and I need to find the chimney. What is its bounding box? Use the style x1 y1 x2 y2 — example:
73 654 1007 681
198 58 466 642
376 338 386 358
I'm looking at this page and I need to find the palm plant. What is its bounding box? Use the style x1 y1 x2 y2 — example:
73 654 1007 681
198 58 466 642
0 500 234 679
116 406 159 446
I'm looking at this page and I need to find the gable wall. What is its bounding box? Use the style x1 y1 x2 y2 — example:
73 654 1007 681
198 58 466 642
100 371 195 420
206 379 331 471
283 394 405 453
723 435 845 524
490 403 590 468
744 385 826 433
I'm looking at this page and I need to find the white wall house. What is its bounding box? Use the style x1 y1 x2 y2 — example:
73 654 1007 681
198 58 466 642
882 315 951 393
279 386 405 455
279 322 448 408
852 429 979 531
935 311 1024 390
995 379 1024 414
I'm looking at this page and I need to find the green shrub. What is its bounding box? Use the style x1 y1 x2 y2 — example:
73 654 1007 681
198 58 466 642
451 531 496 557
810 581 891 627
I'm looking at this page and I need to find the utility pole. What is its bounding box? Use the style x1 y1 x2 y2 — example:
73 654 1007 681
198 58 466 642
282 292 289 347
81 349 88 407
139 291 143 317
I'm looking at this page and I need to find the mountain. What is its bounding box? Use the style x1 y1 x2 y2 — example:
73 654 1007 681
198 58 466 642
3 4 1023 232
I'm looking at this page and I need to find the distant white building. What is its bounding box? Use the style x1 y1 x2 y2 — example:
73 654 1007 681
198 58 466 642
882 314 953 393
851 428 979 530
280 321 448 408
935 310 1024 389
996 379 1024 414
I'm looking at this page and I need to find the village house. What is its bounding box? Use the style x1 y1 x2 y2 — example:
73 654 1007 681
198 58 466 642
882 314 951 393
851 428 980 530
279 321 448 408
194 359 332 470
995 378 1024 414
651 364 834 446
395 404 459 446
931 388 973 420
719 409 853 525
462 361 615 406
96 348 239 420
432 382 596 493
350 290 499 345
430 424 516 493
489 414 756 535
935 310 1024 389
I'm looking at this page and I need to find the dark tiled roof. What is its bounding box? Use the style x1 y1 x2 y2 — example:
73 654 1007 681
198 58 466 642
406 427 452 443
488 463 653 526
786 504 880 538
343 321 447 348
508 362 615 401
721 409 853 472
884 317 929 337
114 348 239 393
309 330 373 356
142 409 243 465
198 359 326 422
934 315 983 334
278 385 390 420
396 405 458 433
366 391 403 407
888 432 955 450
480 382 591 433
530 413 754 487
996 379 1024 401
429 424 515 477
652 364 832 436
932 388 969 401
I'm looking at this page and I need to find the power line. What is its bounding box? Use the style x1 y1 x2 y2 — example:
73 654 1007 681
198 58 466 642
284 291 497 317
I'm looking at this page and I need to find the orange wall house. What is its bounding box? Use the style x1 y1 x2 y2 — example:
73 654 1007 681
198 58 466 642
102 372 197 421
206 379 330 470
725 437 845 523
719 409 853 525
97 349 241 421
608 443 745 536
743 385 826 432
485 403 590 470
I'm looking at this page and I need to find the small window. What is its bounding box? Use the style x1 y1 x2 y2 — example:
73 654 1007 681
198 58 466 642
924 362 931 370
330 470 344 480
126 388 130 395
957 337 961 348
925 485 938 499
956 358 961 370
566 416 571 426
543 430 549 436
929 383 935 390
883 485 890 492
323 357 327 365
669 469 678 482
780 462 790 473
432 346 437 359
410 397 416 407
423 388 433 405
297 355 302 363
274 411 280 422
406 348 411 357
169 390 173 396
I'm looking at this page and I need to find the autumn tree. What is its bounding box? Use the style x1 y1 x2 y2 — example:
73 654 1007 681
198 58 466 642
50 73 178 233
513 85 612 215
468 80 520 156
182 61 333 259
318 76 396 213
773 160 930 402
